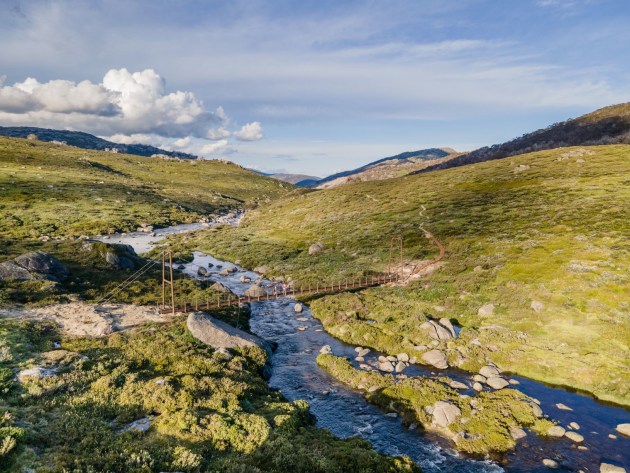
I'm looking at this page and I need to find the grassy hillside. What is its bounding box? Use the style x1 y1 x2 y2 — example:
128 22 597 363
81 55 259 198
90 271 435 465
0 136 291 241
418 102 630 174
0 315 417 472
175 145 630 406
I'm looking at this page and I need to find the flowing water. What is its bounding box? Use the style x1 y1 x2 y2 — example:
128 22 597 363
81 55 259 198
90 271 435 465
101 227 630 473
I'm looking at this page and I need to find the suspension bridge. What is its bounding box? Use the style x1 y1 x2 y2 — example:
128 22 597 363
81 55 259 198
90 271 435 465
97 229 445 316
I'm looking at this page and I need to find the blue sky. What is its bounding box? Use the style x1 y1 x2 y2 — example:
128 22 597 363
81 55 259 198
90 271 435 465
1 0 629 176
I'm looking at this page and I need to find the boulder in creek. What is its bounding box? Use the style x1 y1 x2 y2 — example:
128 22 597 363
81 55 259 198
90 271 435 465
600 464 627 473
449 381 468 390
294 303 303 313
396 353 409 362
438 318 457 338
245 284 266 298
211 282 231 293
473 374 487 383
616 423 630 437
357 347 370 357
565 431 584 443
431 401 461 428
198 266 208 276
308 242 324 255
240 276 251 283
530 402 543 418
473 382 483 392
395 361 407 373
556 403 573 411
187 312 272 354
319 345 332 355
486 376 510 390
378 360 395 372
542 459 560 469
547 425 566 437
421 320 453 341
479 365 501 378
569 422 580 430
510 426 527 440
253 266 270 274
478 303 495 316
421 349 448 369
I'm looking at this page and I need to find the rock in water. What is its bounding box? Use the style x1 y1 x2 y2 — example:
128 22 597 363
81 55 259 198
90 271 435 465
542 459 560 469
510 426 527 440
438 318 457 338
378 361 395 372
319 345 332 355
198 266 208 276
211 282 231 293
397 352 410 362
600 464 627 473
565 431 584 443
245 284 265 298
449 381 468 390
187 312 271 354
486 377 510 390
240 276 251 283
432 401 461 427
395 361 406 373
479 365 501 378
422 349 448 369
421 320 453 340
547 425 566 437
616 423 630 437
294 303 303 313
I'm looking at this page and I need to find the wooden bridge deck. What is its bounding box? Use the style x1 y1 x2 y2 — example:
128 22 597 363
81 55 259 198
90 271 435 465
159 274 399 314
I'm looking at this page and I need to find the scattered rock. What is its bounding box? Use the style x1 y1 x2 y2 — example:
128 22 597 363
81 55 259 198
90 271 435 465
432 401 461 428
479 365 500 378
1 252 69 281
472 382 483 392
319 345 332 355
253 266 270 274
609 434 617 439
294 303 303 313
355 356 364 362
197 266 208 276
421 320 453 340
616 423 630 437
508 379 520 385
187 312 271 354
565 431 584 443
542 458 560 469
486 377 509 390
600 463 626 473
17 366 57 382
422 350 448 369
510 426 527 440
395 361 406 373
478 303 495 316
547 425 566 438
530 402 543 418
122 417 152 433
212 282 231 293
240 276 251 283
438 318 457 338
531 300 545 312
245 284 266 298
556 403 573 411
450 381 468 390
397 353 410 362
569 422 580 430
379 361 395 372
357 347 370 357
308 242 324 255
473 374 486 383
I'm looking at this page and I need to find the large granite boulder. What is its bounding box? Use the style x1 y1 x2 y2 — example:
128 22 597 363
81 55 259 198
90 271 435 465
187 312 272 354
0 252 68 282
421 320 453 341
432 401 461 427
245 284 266 298
422 349 448 369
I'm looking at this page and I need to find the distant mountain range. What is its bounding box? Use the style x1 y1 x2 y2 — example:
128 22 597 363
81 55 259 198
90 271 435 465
308 148 457 188
414 102 630 175
0 126 197 160
269 173 321 186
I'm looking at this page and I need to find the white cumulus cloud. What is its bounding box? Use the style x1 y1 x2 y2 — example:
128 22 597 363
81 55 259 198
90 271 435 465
200 139 230 155
0 68 236 140
234 121 263 141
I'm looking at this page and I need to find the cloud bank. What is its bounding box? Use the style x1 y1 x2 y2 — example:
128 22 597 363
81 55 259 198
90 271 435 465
0 68 263 157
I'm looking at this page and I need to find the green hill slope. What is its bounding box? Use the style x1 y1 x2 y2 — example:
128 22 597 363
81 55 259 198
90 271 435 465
0 136 292 241
179 145 630 405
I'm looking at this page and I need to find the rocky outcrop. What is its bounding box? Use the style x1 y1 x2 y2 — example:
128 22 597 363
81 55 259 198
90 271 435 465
422 349 448 369
431 401 461 428
245 284 266 298
0 252 68 282
187 312 272 354
478 303 495 316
